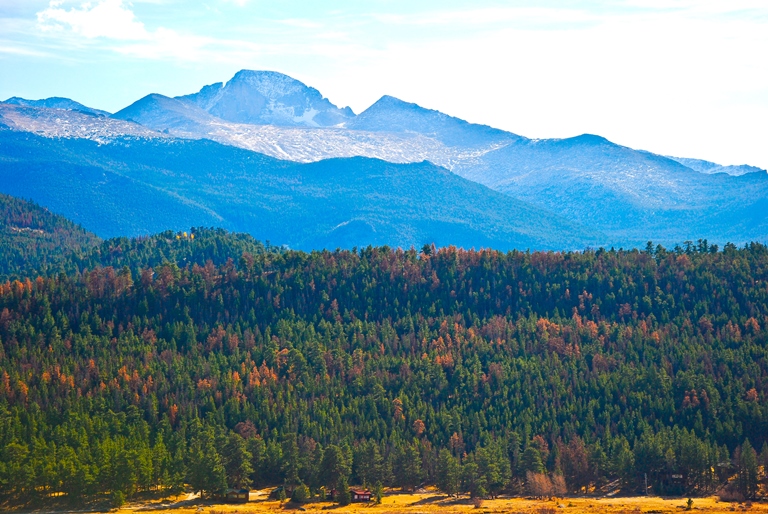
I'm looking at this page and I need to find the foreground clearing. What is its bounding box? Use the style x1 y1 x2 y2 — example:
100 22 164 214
124 491 768 514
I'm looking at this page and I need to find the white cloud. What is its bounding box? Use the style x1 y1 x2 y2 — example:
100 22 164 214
35 0 221 60
37 0 148 40
113 27 215 60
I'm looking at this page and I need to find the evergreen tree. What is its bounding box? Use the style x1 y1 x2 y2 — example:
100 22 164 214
353 440 382 487
222 433 254 489
167 447 187 495
609 438 635 488
395 441 423 491
280 434 300 486
246 437 266 487
737 439 759 499
436 449 461 497
462 455 486 498
321 445 351 490
337 476 351 505
291 483 310 503
476 442 511 498
187 426 227 498
521 447 545 475
760 442 768 481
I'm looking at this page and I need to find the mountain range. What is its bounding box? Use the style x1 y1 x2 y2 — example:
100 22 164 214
1 69 767 250
0 130 594 251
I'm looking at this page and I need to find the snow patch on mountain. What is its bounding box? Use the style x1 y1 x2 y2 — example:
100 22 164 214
0 103 165 143
4 97 110 117
199 122 511 166
176 70 354 128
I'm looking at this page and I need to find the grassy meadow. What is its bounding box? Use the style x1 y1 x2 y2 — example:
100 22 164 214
112 490 768 514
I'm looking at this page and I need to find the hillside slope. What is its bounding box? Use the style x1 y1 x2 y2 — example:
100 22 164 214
0 192 279 279
453 135 768 246
0 193 99 279
0 242 766 503
0 130 595 251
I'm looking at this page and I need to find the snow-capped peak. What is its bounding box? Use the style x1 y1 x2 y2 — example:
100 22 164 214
176 70 353 128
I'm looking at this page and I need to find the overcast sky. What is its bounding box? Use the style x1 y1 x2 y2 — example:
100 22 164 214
1 0 767 168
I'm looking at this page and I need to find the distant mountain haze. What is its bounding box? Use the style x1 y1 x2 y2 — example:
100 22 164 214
347 95 518 148
175 70 354 127
0 102 164 140
3 96 111 117
1 69 767 249
0 131 596 251
667 156 765 177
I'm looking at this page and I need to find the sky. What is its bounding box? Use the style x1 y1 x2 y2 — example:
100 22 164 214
1 0 767 169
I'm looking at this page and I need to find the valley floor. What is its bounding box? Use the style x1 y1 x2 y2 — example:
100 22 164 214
108 490 768 514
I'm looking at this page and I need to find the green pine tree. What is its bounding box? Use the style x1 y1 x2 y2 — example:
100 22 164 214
187 426 227 498
223 433 253 489
337 476 351 506
737 439 759 499
436 448 461 497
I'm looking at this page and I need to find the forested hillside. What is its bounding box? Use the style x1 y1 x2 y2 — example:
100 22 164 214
1 239 768 505
0 194 278 281
0 193 98 279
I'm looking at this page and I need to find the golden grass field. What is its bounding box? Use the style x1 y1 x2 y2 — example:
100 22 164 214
123 489 768 514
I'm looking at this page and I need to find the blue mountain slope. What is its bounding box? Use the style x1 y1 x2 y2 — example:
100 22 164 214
6 70 767 248
453 134 768 245
0 130 597 250
0 132 227 237
668 156 766 177
345 96 768 244
3 96 110 117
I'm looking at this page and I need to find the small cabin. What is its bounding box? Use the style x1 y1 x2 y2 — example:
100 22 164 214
350 489 372 502
657 473 685 496
225 488 250 503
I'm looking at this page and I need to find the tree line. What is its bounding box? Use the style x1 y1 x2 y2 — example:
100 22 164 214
1 239 767 505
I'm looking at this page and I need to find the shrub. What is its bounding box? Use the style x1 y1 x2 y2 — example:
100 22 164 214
291 484 310 503
717 484 745 502
111 490 126 508
551 474 567 496
526 472 554 499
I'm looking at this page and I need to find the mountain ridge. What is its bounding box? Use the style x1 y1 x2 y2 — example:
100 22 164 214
668 155 766 176
0 130 598 250
347 94 518 148
3 96 110 117
3 69 767 249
